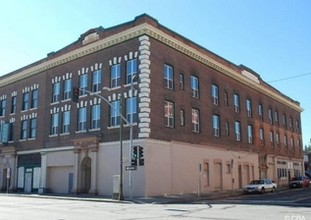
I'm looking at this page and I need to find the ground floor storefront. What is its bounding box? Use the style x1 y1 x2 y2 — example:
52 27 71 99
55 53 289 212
0 139 305 197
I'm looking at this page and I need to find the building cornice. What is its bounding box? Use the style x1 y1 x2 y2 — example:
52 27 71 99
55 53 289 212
0 22 302 112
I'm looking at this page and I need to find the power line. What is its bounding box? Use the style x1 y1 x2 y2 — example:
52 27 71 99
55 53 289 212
268 72 311 83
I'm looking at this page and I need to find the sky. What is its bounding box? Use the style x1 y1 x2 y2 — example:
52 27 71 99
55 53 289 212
0 0 310 146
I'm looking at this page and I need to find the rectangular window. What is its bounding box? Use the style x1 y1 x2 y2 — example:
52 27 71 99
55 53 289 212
180 109 185 126
284 135 288 146
11 96 16 114
31 89 38 109
179 73 184 90
126 59 137 84
270 131 274 143
224 91 228 106
20 120 27 139
164 64 174 89
78 107 87 131
212 114 220 137
268 108 273 124
225 122 230 136
110 100 120 127
234 121 241 141
282 114 287 128
111 65 120 88
62 111 70 134
233 94 240 113
274 111 279 126
91 105 101 129
191 75 199 98
260 128 264 142
164 101 174 127
291 137 294 147
0 99 6 116
50 113 59 135
204 163 210 187
246 99 252 117
276 132 280 144
126 97 137 124
52 82 60 103
192 109 200 133
29 118 37 138
79 74 88 96
258 104 263 120
63 78 72 100
92 70 102 92
22 92 29 111
247 125 253 144
211 84 219 105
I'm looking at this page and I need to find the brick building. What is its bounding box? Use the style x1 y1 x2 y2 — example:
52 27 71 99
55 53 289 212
0 14 303 197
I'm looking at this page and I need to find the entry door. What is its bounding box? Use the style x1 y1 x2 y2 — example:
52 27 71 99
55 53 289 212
24 172 32 193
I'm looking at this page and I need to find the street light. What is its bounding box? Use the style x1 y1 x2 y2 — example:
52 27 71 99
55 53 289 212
78 87 130 201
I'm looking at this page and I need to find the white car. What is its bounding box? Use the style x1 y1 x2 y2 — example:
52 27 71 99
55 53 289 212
243 179 277 193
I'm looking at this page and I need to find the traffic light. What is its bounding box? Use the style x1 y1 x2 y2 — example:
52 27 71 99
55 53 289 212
131 158 137 166
138 146 144 166
133 146 138 159
72 87 79 102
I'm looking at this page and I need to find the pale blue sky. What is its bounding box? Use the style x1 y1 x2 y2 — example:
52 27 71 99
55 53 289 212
0 0 310 146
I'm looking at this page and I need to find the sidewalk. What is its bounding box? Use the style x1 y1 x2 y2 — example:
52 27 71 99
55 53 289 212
1 189 245 204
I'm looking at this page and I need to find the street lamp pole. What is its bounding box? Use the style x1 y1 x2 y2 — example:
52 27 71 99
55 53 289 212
78 87 129 201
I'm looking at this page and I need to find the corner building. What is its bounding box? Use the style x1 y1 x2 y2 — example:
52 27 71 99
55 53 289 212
0 14 303 197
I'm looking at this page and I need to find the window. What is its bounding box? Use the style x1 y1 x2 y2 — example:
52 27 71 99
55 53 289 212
276 132 280 144
296 119 300 133
50 113 59 135
192 109 200 133
91 104 101 129
191 75 199 98
179 73 184 90
282 114 287 128
79 74 88 96
246 99 252 117
164 64 174 89
62 111 70 134
126 59 137 84
20 120 27 139
180 109 185 126
258 104 263 120
260 128 264 142
233 94 240 113
22 92 29 111
224 91 228 106
226 164 231 174
52 82 60 103
284 135 288 146
11 96 16 114
211 84 219 105
0 99 6 116
268 108 273 124
247 125 253 144
92 70 101 92
164 101 174 127
270 131 274 143
289 117 293 132
204 162 210 186
274 111 279 126
234 121 241 141
110 100 120 127
31 89 38 108
212 114 220 137
126 97 137 124
63 78 72 100
225 122 230 136
111 65 120 88
29 118 37 138
9 122 14 142
77 107 87 131
291 137 294 147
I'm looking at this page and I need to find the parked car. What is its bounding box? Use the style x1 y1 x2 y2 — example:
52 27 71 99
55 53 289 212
289 176 310 188
243 179 277 193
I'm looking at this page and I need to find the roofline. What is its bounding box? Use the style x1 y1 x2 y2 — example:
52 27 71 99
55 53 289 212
0 14 303 112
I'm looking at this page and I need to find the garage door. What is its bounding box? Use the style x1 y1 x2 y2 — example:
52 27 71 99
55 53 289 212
47 166 73 194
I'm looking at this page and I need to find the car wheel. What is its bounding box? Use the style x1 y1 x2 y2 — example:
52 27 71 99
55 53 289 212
261 188 265 194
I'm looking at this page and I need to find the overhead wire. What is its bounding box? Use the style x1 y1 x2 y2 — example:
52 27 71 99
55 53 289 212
268 72 311 83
